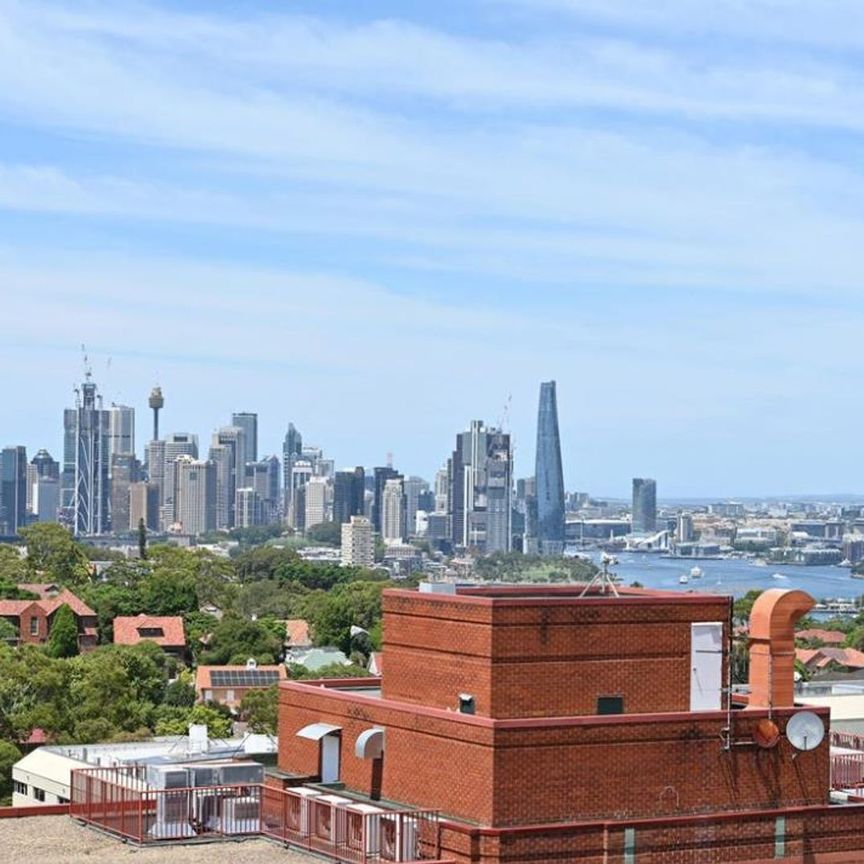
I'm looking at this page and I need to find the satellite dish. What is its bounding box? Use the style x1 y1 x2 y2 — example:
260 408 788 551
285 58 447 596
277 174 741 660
786 711 825 751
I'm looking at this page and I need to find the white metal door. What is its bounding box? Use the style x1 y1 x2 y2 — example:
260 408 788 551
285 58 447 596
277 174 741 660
321 734 340 783
690 622 723 711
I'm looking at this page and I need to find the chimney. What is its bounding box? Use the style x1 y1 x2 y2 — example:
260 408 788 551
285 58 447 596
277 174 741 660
747 588 814 709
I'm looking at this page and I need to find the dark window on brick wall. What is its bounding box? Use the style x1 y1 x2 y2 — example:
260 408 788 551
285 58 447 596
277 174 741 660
597 696 624 715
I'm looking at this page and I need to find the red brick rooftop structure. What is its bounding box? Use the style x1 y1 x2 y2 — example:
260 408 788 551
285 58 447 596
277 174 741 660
278 584 864 863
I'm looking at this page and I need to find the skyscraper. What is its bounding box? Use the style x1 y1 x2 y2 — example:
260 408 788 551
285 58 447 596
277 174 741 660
162 433 199 526
212 427 245 528
632 478 658 534
282 423 303 516
62 374 111 536
304 476 329 530
333 467 365 524
107 404 135 470
231 412 258 464
450 421 512 554
244 457 281 524
535 380 565 556
28 449 59 515
381 477 406 542
341 516 374 567
373 466 400 533
110 453 140 534
0 446 28 535
174 456 216 536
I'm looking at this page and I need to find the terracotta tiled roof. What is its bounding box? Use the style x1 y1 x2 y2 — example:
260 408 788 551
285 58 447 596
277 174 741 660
285 618 311 647
795 628 846 645
113 615 186 648
797 646 864 670
796 648 820 666
0 600 38 616
195 664 287 690
16 584 96 617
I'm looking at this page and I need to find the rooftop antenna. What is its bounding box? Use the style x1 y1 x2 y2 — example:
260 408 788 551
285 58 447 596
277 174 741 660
579 552 620 597
386 450 393 470
81 343 92 382
499 392 512 432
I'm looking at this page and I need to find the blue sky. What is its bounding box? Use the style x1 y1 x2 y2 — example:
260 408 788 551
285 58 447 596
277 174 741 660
1 0 864 498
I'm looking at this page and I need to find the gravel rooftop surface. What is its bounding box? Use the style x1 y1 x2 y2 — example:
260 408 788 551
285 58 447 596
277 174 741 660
0 816 317 864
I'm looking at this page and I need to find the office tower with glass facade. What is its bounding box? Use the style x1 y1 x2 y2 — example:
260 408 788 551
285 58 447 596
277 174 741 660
373 466 400 533
632 477 658 534
110 453 140 534
0 445 28 535
107 404 135 467
450 421 512 554
162 433 199 526
62 375 111 536
333 467 365 524
231 412 258 464
535 380 565 556
282 423 303 516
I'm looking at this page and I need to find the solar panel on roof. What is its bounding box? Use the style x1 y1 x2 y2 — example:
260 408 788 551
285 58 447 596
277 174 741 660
210 669 280 687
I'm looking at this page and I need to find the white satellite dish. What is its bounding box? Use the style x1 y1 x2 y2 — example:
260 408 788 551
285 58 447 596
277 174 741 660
786 711 825 751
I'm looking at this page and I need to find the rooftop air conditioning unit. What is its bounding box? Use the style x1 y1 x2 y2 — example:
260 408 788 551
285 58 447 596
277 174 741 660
192 788 224 829
217 762 265 786
147 791 196 839
379 812 419 862
285 787 322 837
216 796 260 835
146 765 191 790
311 794 352 844
344 802 385 857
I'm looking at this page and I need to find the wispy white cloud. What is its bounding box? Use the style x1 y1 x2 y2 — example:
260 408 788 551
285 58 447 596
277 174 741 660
2 0 864 493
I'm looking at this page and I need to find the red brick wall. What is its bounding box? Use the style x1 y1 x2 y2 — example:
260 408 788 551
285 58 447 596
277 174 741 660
279 682 496 825
491 708 828 825
18 605 48 644
382 591 731 718
279 682 829 829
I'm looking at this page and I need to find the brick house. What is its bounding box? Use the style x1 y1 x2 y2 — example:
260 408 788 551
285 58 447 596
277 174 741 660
0 583 97 650
277 585 864 863
112 614 187 659
196 661 287 711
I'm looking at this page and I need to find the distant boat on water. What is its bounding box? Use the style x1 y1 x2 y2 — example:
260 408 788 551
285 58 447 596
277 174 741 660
771 573 788 580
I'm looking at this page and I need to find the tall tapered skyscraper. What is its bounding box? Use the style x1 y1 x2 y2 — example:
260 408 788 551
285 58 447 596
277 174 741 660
535 380 565 556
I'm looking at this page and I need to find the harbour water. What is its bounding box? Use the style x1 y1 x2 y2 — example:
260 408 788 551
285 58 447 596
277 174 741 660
579 550 863 608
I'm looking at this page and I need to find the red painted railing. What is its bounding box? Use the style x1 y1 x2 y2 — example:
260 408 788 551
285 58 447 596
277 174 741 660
70 767 444 862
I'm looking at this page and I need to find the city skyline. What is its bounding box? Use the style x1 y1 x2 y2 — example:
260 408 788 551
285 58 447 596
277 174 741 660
4 2 864 497
8 366 864 502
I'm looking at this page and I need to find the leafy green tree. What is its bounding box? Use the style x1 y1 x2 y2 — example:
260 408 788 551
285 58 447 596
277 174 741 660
287 662 371 680
199 614 284 665
305 521 342 547
0 740 23 801
138 518 148 560
733 589 764 624
48 604 79 658
240 686 278 734
164 679 197 707
307 581 386 654
154 703 232 738
20 523 90 584
0 544 26 584
0 618 18 643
